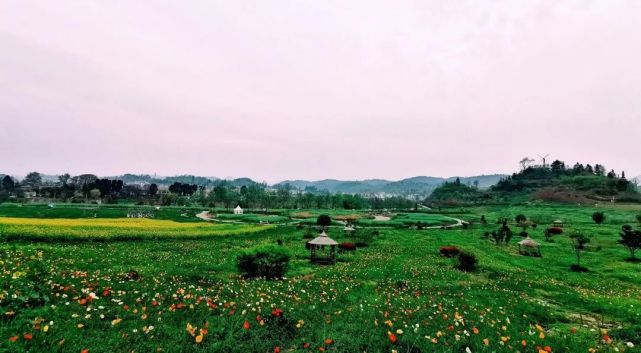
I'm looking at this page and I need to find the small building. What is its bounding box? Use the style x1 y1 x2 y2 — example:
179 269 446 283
343 225 355 235
233 205 243 215
308 231 338 265
518 236 541 257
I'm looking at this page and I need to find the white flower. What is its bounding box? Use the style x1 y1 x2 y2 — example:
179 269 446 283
626 342 634 348
465 347 472 353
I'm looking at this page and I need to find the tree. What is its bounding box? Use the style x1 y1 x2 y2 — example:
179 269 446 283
550 160 565 174
2 175 15 191
316 214 331 230
570 233 590 271
22 171 42 190
519 157 535 170
592 211 605 225
490 219 513 245
585 164 594 174
594 164 606 176
58 173 71 185
636 214 641 226
619 228 641 261
149 183 158 196
515 214 527 224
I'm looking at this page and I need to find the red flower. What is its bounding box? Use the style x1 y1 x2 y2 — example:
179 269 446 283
272 308 283 317
23 333 33 341
274 346 281 353
303 342 310 348
243 321 250 330
8 336 18 342
388 332 397 343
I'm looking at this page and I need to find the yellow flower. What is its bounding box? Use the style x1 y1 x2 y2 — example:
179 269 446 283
539 332 545 339
112 318 122 326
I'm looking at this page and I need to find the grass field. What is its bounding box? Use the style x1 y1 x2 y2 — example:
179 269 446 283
1 203 640 352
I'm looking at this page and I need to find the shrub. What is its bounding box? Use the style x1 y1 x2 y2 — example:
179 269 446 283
519 231 528 237
338 242 357 252
592 211 605 225
515 214 527 224
440 246 461 257
457 251 478 272
622 224 633 232
547 227 563 235
237 245 290 279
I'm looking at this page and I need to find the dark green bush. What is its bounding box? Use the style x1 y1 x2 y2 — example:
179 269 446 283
457 251 478 272
237 245 291 279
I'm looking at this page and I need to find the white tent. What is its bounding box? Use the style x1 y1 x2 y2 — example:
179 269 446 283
233 205 243 215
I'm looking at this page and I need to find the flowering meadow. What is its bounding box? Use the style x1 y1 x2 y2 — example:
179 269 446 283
1 203 640 352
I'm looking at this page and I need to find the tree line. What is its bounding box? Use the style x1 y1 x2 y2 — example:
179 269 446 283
0 172 415 210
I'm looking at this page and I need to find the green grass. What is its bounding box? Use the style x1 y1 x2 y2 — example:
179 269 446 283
1 203 640 352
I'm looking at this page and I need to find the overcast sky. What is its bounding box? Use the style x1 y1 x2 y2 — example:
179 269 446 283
1 1 640 183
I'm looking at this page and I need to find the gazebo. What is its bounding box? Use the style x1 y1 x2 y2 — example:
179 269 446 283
343 225 355 236
552 219 564 228
233 205 244 215
518 236 541 257
308 231 338 265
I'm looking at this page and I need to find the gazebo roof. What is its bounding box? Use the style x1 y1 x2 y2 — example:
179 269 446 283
518 236 540 247
343 226 355 231
553 219 563 223
235 205 242 210
308 231 338 246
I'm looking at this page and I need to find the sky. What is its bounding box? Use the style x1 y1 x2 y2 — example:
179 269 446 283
1 1 640 183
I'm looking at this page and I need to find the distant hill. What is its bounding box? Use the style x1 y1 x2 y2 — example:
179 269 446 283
275 174 506 196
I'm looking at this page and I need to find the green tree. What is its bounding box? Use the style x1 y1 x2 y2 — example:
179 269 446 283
316 214 331 230
58 173 71 185
570 233 590 271
2 175 15 191
619 228 641 261
22 171 42 190
148 183 158 196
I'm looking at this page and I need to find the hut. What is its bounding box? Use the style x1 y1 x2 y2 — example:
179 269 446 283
233 205 244 215
343 225 355 236
552 219 564 228
518 236 541 257
308 231 338 264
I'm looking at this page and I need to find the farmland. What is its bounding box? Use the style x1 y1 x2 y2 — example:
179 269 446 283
1 202 640 352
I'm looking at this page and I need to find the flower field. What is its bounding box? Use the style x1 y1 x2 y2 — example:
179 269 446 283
1 203 640 352
0 217 271 241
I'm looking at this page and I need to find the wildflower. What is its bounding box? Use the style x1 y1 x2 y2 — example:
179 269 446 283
274 346 281 353
388 331 397 343
626 342 634 348
81 350 89 353
570 327 577 334
272 308 283 317
482 338 489 345
195 334 203 343
324 338 333 345
472 327 479 334
24 333 33 341
243 321 250 330
9 336 18 342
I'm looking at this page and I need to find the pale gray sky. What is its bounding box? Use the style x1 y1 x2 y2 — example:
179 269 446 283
1 1 640 182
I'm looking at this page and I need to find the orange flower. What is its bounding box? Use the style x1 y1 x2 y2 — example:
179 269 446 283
482 338 489 345
243 321 250 330
81 350 89 353
23 333 33 341
195 334 203 344
544 346 552 352
472 327 479 334
388 332 397 343
570 327 577 334
8 336 18 342
324 338 333 345
521 340 527 347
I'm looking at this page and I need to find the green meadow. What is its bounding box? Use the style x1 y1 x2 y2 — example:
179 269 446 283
0 202 640 352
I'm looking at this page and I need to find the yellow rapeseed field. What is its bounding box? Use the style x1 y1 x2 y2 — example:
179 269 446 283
0 217 271 240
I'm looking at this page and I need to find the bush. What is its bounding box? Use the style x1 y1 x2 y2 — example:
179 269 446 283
338 242 357 252
237 245 290 279
547 227 563 235
519 231 529 237
316 214 331 228
439 246 461 258
622 224 632 232
457 251 478 272
592 211 605 225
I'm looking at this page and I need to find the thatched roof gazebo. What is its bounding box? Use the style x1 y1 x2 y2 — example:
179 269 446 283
343 225 355 235
308 231 338 265
518 236 541 257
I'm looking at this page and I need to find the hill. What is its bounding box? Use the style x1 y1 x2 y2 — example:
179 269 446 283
275 174 505 196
